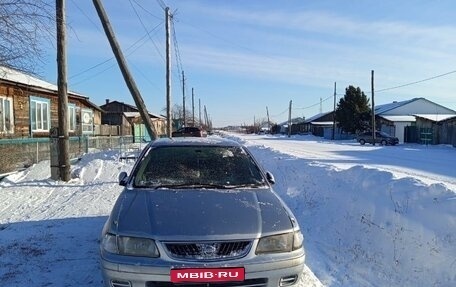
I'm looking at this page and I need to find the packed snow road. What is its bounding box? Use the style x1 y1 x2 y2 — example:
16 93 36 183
0 133 455 287
233 133 456 191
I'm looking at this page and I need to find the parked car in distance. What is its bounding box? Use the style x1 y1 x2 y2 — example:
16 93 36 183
357 131 399 146
172 126 207 137
100 137 305 287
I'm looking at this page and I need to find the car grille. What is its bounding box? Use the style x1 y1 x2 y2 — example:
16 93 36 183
164 241 252 261
146 278 268 287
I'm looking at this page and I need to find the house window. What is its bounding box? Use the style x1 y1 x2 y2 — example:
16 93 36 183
81 109 93 134
30 96 50 132
69 104 76 132
0 96 14 133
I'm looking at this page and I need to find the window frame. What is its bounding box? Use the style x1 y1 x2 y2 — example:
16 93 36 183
0 96 14 134
30 96 51 133
81 108 94 134
68 103 76 132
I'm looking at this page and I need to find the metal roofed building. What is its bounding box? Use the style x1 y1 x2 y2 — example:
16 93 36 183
375 98 456 143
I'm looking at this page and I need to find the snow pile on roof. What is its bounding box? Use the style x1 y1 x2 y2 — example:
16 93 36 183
0 66 57 91
0 66 85 97
414 114 456 122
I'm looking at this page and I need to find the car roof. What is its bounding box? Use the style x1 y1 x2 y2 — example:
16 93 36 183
149 137 242 148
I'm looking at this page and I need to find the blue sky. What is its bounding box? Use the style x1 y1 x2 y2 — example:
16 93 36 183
40 0 456 127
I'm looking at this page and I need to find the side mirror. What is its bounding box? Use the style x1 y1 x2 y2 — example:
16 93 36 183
118 171 128 186
266 171 275 184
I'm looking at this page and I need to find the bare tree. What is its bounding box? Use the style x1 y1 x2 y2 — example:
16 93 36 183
162 104 199 129
0 0 54 74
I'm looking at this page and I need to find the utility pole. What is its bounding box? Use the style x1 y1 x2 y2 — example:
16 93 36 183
253 116 256 134
319 97 322 114
165 7 172 137
332 82 336 140
266 106 270 132
56 0 70 181
92 0 157 139
288 100 292 138
371 70 376 145
192 88 195 126
182 70 186 127
199 98 202 127
204 105 208 128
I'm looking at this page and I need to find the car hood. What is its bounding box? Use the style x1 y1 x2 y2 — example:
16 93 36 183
107 188 294 240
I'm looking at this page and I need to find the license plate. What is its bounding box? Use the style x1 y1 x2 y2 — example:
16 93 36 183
170 267 245 283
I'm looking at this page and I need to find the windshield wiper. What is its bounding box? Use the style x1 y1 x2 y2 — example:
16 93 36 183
153 183 231 190
229 183 267 189
151 182 267 190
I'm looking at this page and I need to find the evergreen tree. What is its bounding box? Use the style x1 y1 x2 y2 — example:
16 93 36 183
335 86 371 134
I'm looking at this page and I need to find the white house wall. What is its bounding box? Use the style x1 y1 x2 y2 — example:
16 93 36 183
392 121 412 143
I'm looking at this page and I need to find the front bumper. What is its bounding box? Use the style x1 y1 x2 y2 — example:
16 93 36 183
101 250 305 287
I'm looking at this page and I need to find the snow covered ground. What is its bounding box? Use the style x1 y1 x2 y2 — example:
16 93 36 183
0 133 455 286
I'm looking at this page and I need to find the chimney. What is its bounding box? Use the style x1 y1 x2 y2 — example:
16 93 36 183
105 99 110 105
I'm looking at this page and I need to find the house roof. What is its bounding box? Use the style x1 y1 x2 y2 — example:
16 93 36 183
1 66 83 96
304 111 332 123
278 117 305 126
375 97 456 115
413 114 456 122
310 121 334 126
123 112 165 120
1 66 59 91
123 112 140 118
378 114 456 123
379 115 416 122
374 98 418 114
0 66 102 111
103 100 164 119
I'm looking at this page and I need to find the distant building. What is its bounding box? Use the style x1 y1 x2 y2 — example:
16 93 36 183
299 112 334 137
277 117 306 134
100 100 166 141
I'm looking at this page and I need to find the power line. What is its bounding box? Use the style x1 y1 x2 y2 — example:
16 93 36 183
69 58 114 80
290 69 456 113
69 34 147 83
294 95 333 110
131 62 163 93
128 0 165 62
71 62 117 87
270 107 289 118
69 22 163 82
131 0 162 20
69 0 102 32
171 17 184 80
155 0 167 11
374 70 456 93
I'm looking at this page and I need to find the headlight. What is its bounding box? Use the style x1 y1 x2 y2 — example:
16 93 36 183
256 231 303 254
101 234 160 257
293 230 304 250
102 233 119 254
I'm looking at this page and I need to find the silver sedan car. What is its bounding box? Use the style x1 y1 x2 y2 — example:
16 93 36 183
100 137 305 287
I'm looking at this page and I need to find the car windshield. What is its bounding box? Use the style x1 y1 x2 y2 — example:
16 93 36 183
133 145 266 188
378 131 390 137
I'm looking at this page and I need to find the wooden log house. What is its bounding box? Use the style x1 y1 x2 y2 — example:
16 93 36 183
0 66 102 139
